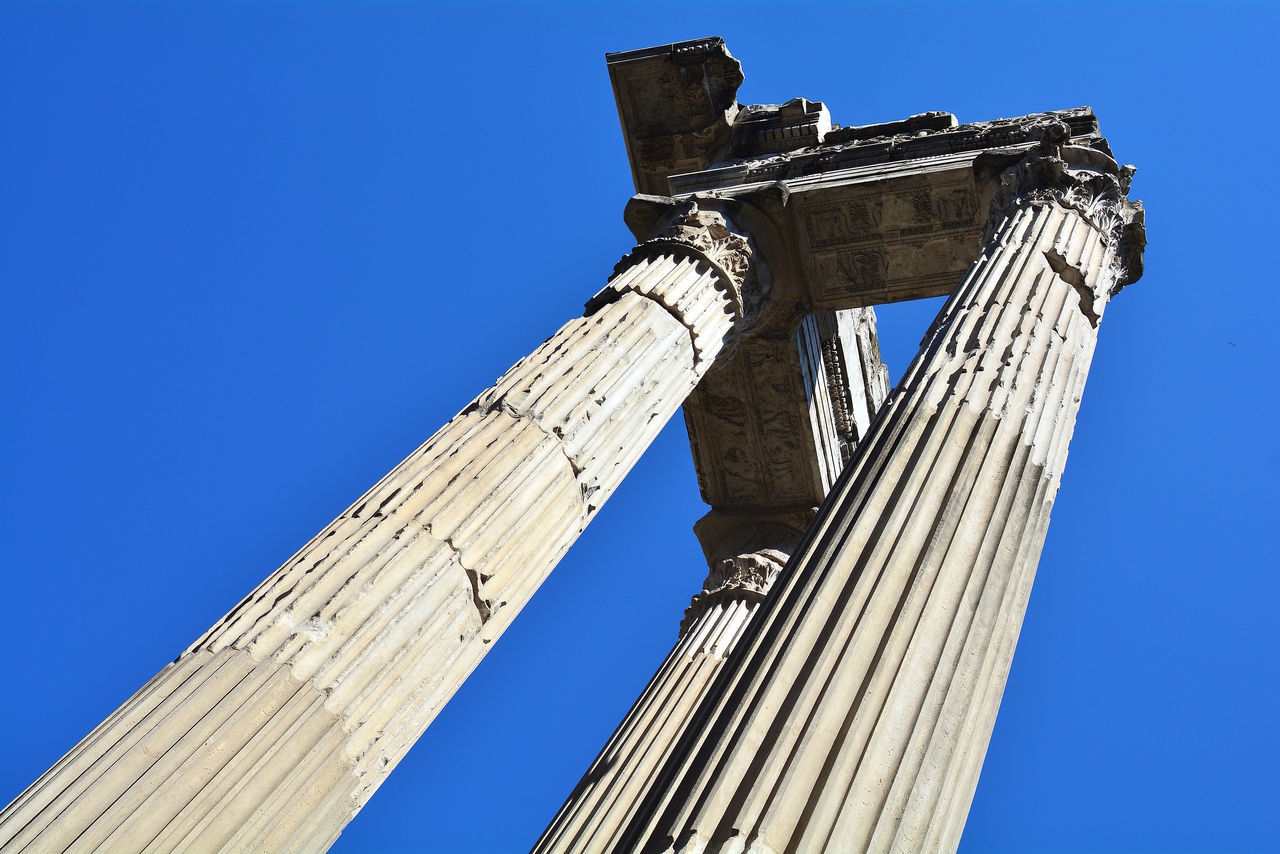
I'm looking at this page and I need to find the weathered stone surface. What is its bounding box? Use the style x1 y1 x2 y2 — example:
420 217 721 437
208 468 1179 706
672 107 1117 311
731 98 831 157
611 42 1119 313
683 308 889 515
538 38 1145 854
534 548 782 854
0 208 758 852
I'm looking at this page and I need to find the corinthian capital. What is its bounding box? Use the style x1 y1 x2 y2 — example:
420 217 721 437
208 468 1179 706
681 548 788 633
989 143 1147 290
655 204 756 303
612 196 768 328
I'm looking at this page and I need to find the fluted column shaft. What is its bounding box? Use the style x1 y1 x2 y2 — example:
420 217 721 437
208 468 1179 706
0 207 753 852
536 548 789 854
611 165 1143 853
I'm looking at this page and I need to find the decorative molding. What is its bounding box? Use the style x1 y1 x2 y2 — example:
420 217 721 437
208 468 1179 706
649 202 757 305
667 107 1104 197
988 143 1147 292
814 327 854 460
731 98 831 156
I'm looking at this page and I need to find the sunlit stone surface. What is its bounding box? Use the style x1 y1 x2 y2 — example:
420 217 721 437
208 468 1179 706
539 37 1144 854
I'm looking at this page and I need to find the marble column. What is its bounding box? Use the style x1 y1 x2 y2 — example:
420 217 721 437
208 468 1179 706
536 544 789 854
0 205 756 853
600 148 1145 854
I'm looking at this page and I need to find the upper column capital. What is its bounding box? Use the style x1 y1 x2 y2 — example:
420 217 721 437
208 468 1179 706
988 144 1147 289
681 548 788 635
621 197 765 324
592 196 774 351
583 197 765 366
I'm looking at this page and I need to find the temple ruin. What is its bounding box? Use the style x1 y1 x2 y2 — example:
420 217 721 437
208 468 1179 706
0 37 1144 853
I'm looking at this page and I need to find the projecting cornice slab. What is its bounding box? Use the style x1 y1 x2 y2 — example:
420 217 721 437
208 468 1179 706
605 37 744 198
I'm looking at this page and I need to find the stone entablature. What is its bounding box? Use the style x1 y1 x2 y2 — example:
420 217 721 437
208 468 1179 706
608 38 1132 311
606 38 744 197
683 311 888 515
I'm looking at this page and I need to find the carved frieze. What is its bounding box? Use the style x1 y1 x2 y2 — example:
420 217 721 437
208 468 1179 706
636 106 1123 311
791 173 986 306
684 335 822 510
682 305 885 515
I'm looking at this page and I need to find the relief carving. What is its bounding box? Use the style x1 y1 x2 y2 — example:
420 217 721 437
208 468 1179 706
835 250 888 287
660 66 712 119
659 204 756 297
685 339 821 510
600 201 766 347
804 198 884 248
702 549 786 595
908 189 935 223
892 186 977 236
938 186 977 224
796 179 987 306
700 388 750 428
820 334 856 462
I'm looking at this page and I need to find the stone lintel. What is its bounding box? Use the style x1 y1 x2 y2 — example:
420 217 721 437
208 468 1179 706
667 108 1119 310
731 150 1003 309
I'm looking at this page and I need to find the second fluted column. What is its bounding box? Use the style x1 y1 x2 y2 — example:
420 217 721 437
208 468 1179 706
599 148 1144 854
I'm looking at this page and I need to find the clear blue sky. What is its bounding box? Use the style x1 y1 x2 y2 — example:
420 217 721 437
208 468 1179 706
2 2 1277 851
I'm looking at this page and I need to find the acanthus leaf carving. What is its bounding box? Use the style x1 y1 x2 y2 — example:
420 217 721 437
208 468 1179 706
987 143 1146 294
680 548 788 633
591 199 770 364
